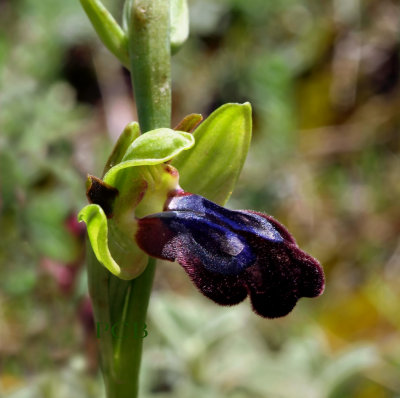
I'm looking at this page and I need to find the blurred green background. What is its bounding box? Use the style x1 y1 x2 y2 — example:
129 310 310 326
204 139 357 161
1 0 400 397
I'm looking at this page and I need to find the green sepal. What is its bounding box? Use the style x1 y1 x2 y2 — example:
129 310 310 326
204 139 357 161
122 128 194 163
78 204 120 276
103 128 194 187
170 0 189 54
172 102 252 205
80 0 130 69
78 204 148 280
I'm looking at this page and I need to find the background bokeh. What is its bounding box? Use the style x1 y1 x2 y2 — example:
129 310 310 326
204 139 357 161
1 0 400 397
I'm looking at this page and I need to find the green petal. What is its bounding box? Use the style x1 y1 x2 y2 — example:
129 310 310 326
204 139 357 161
170 0 189 54
78 204 147 280
172 103 252 205
173 113 203 132
103 128 194 186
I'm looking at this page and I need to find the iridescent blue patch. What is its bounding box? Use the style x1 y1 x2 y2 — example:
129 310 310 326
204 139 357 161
167 194 284 243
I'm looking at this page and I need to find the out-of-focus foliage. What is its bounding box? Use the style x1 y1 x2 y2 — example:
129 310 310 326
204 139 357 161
1 0 400 397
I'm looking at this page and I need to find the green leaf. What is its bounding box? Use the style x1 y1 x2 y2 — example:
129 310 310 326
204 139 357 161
78 204 148 280
80 0 130 68
172 103 252 205
170 0 189 54
103 128 194 186
103 122 140 176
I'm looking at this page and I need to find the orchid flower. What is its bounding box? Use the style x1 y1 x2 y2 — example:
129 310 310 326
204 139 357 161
79 103 324 319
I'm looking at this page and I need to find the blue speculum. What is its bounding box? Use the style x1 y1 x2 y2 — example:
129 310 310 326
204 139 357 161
136 191 325 318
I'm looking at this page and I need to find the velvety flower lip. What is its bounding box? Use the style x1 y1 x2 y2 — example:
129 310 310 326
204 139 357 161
136 191 325 318
165 191 285 243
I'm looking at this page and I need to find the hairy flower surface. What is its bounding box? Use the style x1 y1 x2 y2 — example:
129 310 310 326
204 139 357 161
136 191 325 318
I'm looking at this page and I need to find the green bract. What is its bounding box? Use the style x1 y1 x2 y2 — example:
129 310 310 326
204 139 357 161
170 0 189 54
80 0 130 69
79 103 252 280
80 0 189 72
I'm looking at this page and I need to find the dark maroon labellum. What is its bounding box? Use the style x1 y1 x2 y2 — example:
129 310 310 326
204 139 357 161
136 192 324 318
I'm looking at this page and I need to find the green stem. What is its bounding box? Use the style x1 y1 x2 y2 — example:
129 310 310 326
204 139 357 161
109 258 156 397
87 244 114 388
88 1 172 397
127 0 171 132
88 246 156 398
